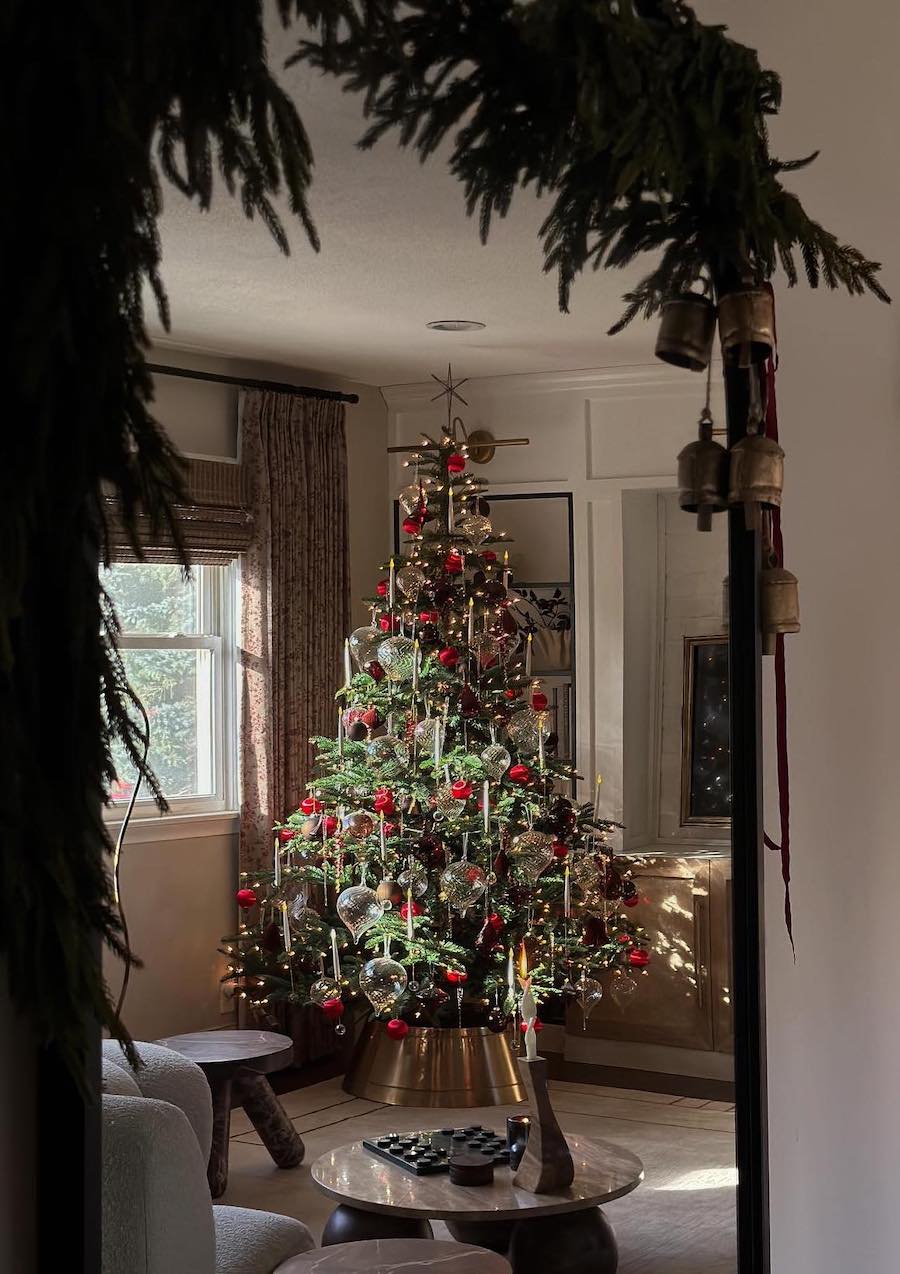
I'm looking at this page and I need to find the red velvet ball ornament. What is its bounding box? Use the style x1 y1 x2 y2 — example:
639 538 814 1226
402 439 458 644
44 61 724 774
400 900 423 920
402 516 423 536
447 452 466 474
322 815 339 836
438 646 460 669
481 550 497 563
300 795 323 815
504 688 518 700
360 707 381 730
552 842 569 859
277 828 295 843
386 1018 409 1040
508 763 531 784
446 969 468 985
373 788 396 816
531 691 549 712
629 948 651 967
378 615 393 633
376 580 389 597
519 1019 544 1034
488 912 505 931
623 894 640 908
367 661 386 682
321 998 345 1020
451 779 473 800
617 934 633 945
236 888 257 909
444 551 464 574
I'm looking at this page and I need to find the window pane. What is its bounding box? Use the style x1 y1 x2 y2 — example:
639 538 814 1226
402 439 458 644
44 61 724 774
103 563 198 634
109 648 214 802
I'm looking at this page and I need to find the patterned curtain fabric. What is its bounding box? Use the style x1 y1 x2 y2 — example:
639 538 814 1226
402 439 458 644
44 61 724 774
239 389 350 873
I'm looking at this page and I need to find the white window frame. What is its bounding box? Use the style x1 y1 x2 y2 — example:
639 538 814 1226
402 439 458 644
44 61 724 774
105 560 240 822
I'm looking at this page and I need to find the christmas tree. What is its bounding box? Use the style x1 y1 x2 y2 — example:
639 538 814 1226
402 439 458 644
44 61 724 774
224 396 648 1039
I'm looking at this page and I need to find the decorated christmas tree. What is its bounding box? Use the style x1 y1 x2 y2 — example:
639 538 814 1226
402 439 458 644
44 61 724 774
224 385 648 1044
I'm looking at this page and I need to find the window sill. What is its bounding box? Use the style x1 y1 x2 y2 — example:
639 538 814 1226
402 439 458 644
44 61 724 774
104 810 240 844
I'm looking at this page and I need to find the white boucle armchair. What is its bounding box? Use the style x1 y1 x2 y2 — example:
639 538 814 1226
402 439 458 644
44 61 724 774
101 1041 315 1274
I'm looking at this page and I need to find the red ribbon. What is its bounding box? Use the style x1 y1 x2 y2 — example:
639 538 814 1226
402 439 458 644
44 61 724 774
760 289 795 952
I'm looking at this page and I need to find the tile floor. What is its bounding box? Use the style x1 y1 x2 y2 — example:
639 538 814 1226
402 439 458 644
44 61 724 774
223 1077 737 1274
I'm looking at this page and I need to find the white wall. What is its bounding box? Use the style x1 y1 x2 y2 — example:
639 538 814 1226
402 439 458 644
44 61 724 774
105 348 388 1040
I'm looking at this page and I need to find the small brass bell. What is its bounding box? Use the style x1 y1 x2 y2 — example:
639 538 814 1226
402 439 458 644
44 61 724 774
760 563 800 656
655 294 717 372
717 287 775 367
677 409 729 531
728 433 784 530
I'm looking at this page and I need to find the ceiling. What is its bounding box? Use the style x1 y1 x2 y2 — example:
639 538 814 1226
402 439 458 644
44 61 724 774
149 12 653 388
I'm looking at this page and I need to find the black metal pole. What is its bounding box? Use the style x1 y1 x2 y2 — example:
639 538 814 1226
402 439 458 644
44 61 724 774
146 362 360 405
724 360 770 1274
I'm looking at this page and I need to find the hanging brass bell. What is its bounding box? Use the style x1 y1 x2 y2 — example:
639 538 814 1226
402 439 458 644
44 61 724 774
760 563 800 655
677 411 729 531
728 433 784 529
717 288 775 367
655 294 717 372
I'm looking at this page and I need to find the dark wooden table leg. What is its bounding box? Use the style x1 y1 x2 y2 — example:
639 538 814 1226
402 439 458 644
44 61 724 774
507 1208 617 1274
206 1073 233 1198
321 1205 434 1246
232 1069 305 1169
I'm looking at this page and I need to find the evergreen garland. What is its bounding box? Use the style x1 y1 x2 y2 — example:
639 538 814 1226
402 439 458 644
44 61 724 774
296 0 889 318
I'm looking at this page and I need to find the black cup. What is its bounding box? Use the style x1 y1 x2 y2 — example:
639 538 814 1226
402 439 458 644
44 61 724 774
506 1115 531 1169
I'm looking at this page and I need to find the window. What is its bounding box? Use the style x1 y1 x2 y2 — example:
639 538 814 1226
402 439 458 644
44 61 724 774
103 561 240 816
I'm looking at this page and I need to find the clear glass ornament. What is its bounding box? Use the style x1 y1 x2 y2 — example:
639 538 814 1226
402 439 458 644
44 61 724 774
366 735 409 766
399 483 428 516
309 976 341 1005
396 564 427 600
299 814 322 838
414 718 441 750
399 862 429 899
342 810 374 839
577 976 604 1028
470 633 500 666
336 884 383 942
509 830 554 883
458 513 492 546
377 635 417 682
571 855 603 892
433 784 466 820
359 956 408 1014
334 1023 347 1036
609 970 639 1008
440 860 487 914
349 626 382 667
480 742 511 778
506 707 550 754
290 903 325 940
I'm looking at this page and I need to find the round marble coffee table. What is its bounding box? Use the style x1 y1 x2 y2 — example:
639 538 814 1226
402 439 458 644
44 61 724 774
311 1135 643 1274
282 1238 510 1273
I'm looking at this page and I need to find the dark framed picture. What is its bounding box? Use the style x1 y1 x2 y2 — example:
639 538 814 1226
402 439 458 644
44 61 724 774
680 635 731 825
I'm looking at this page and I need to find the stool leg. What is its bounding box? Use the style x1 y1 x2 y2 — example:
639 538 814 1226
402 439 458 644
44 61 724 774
232 1070 305 1169
207 1074 232 1198
321 1205 433 1246
507 1208 618 1274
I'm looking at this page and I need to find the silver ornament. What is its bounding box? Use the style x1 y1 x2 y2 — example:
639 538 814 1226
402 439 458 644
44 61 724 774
336 885 383 942
359 956 408 1015
349 626 381 667
396 564 427 600
480 742 511 779
440 860 487 914
509 830 554 883
377 635 417 682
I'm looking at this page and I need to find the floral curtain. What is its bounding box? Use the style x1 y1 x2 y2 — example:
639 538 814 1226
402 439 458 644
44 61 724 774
239 389 350 874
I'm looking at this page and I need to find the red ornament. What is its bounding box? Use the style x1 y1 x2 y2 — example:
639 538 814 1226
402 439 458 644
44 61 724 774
629 948 651 967
376 580 389 597
378 615 393 633
447 452 466 474
481 550 497 563
419 610 440 624
488 912 504 931
373 788 396 816
623 894 640 908
552 842 569 859
277 828 295 843
400 900 423 920
444 550 464 574
367 661 385 682
402 516 423 536
519 1019 545 1034
322 815 339 836
446 969 468 985
616 934 633 945
386 1018 409 1040
451 779 473 800
321 998 345 1020
300 795 323 815
531 691 548 712
504 688 517 700
236 888 257 909
508 763 531 784
360 707 381 730
438 646 460 669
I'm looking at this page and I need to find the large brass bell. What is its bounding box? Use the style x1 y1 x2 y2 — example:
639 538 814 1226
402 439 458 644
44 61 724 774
728 433 784 529
717 288 775 367
677 409 729 531
760 562 800 655
655 294 717 372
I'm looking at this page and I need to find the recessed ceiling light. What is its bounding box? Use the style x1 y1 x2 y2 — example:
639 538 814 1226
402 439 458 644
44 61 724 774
426 319 486 332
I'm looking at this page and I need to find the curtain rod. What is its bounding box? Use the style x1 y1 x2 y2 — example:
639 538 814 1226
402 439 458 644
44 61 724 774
146 362 359 404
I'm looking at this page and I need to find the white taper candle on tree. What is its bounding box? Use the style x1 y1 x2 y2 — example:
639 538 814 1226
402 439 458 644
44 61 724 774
330 928 341 980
